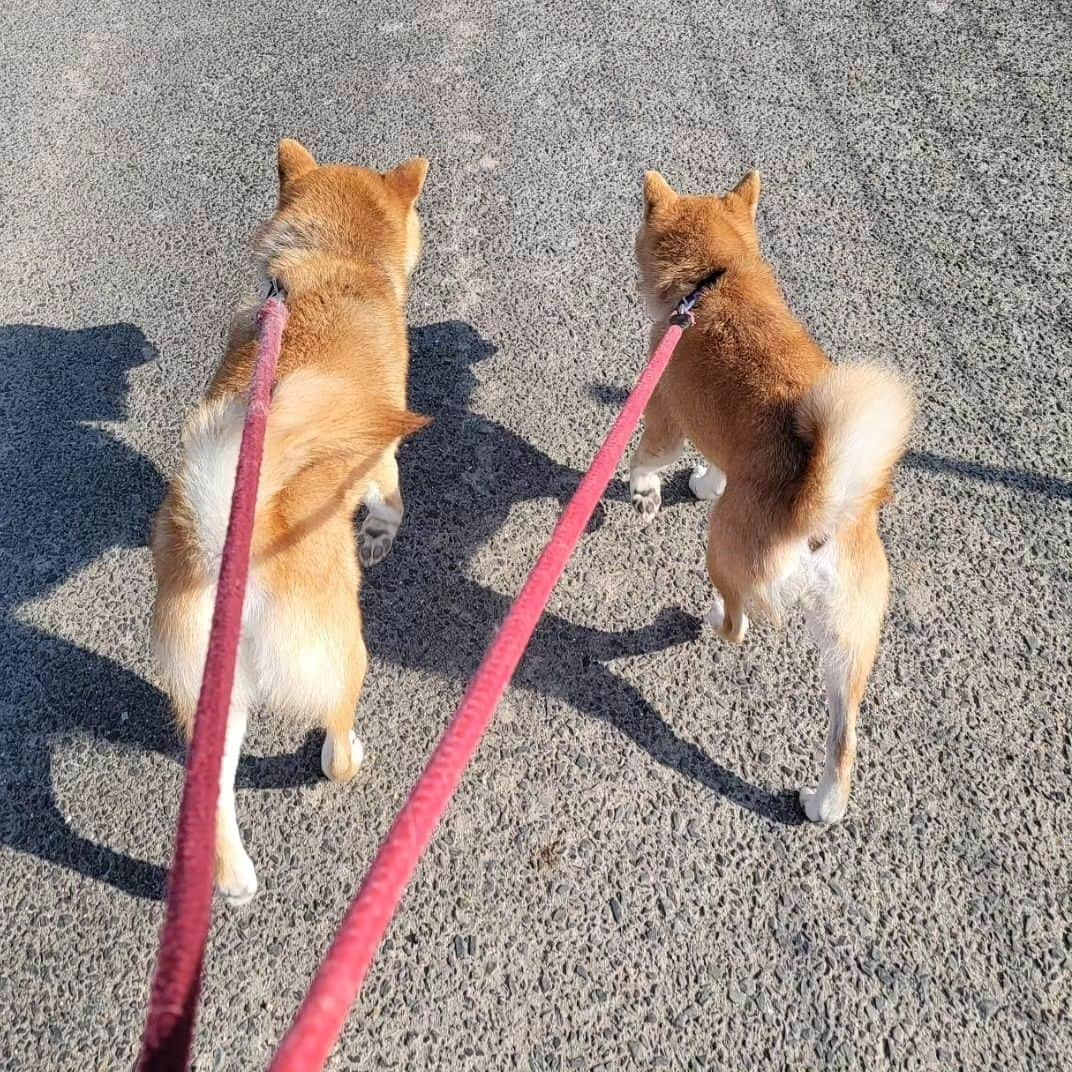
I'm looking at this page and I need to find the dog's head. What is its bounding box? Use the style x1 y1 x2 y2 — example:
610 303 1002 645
257 139 429 291
635 170 761 315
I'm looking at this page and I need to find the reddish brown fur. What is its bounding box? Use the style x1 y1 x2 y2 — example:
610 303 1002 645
632 170 914 821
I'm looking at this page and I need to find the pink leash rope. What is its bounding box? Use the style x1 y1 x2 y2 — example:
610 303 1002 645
268 316 691 1071
137 294 289 1072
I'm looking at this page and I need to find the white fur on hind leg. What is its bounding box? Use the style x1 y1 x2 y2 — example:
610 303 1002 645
800 595 854 824
218 848 259 906
705 592 749 643
215 687 258 906
321 730 365 781
705 593 726 632
689 463 726 501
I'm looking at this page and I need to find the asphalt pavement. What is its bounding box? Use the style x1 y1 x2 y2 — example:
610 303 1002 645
1 1 1069 1069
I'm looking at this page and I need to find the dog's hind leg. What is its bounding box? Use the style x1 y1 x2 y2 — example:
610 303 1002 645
359 445 404 567
320 636 368 783
703 491 751 644
800 525 888 823
214 683 258 904
314 591 369 784
629 389 684 523
153 582 259 904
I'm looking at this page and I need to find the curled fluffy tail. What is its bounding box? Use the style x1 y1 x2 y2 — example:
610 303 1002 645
178 370 428 564
795 363 914 538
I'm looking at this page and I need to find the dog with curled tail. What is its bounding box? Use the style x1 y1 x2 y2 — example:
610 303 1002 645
630 170 914 824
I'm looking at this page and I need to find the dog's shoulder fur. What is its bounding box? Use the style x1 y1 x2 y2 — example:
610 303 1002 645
636 169 914 549
154 142 429 588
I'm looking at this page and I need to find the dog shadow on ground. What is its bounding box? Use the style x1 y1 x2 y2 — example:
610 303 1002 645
903 450 1072 501
0 323 342 902
30 316 1004 901
0 323 173 899
9 318 1067 900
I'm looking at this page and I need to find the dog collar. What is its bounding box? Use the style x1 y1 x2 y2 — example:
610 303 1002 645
669 269 725 327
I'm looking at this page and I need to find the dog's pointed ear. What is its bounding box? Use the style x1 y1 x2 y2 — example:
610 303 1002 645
643 170 677 216
729 170 761 220
384 157 430 206
278 139 317 191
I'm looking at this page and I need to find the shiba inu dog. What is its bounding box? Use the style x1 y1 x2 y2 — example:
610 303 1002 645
630 170 914 823
151 140 430 903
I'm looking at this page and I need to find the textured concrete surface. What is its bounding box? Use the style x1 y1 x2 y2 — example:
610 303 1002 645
1 1 1069 1068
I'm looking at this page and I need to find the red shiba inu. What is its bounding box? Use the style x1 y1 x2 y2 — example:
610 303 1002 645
631 170 914 823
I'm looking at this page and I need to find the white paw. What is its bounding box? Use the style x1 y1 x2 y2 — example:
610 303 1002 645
359 519 398 567
321 730 365 782
689 463 726 501
629 472 661 523
799 784 848 824
217 849 258 907
705 594 748 643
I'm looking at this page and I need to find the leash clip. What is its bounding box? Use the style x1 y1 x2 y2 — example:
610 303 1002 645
265 276 285 301
669 289 700 328
668 269 726 329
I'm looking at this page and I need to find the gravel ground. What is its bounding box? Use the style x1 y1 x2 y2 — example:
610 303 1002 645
1 1 1069 1069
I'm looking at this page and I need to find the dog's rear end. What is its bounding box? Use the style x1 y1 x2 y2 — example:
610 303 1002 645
790 363 914 820
151 141 429 903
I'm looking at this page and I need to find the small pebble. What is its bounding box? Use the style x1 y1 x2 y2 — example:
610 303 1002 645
609 896 623 925
673 1004 700 1027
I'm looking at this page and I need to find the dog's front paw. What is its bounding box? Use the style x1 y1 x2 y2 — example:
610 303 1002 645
799 784 848 824
689 463 726 501
217 850 258 907
629 473 661 523
631 487 661 521
359 520 397 567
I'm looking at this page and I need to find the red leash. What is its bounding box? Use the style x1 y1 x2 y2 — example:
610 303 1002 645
268 301 702 1070
138 291 289 1072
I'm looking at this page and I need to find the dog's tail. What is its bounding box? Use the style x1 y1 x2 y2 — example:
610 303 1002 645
178 370 428 565
794 363 914 540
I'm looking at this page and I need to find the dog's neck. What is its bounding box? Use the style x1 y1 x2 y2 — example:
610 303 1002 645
644 255 782 327
644 266 728 322
260 251 408 307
